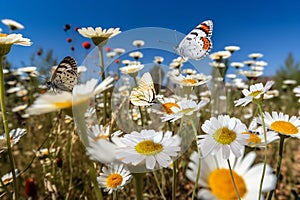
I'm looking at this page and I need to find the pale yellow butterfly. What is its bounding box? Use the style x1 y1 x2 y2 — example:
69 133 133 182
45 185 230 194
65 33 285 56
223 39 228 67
130 72 156 107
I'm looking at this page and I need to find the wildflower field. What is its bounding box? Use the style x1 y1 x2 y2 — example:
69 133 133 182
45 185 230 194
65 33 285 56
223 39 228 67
1 18 300 200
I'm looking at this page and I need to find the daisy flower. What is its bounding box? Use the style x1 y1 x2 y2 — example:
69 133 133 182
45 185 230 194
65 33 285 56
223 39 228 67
27 77 113 115
119 62 144 74
78 27 121 46
283 79 297 85
86 128 122 163
224 45 240 53
181 68 197 75
186 149 276 200
244 120 279 148
0 128 26 152
234 81 274 106
209 51 231 60
129 51 143 60
248 53 263 59
87 125 110 141
161 98 209 122
198 115 249 159
231 62 244 69
1 19 24 31
17 66 37 73
209 61 225 68
154 56 164 64
132 40 145 47
97 163 132 194
115 129 181 170
169 74 211 87
238 70 263 79
12 104 28 112
113 48 125 55
1 169 20 186
0 33 32 55
257 111 300 138
255 60 268 67
26 91 72 115
293 86 300 97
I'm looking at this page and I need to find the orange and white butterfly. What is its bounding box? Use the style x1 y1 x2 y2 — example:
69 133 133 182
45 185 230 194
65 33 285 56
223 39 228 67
130 72 156 107
176 20 213 60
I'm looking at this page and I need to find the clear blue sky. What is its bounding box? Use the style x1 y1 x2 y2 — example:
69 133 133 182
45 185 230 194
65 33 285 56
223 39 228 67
1 0 300 76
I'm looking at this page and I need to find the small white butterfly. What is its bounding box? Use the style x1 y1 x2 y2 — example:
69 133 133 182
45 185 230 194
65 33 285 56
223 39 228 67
47 56 78 92
130 72 156 107
176 20 213 60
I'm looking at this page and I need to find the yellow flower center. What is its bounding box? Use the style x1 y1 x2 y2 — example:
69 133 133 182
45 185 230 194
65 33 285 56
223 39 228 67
243 132 261 143
181 78 197 85
54 101 72 109
249 90 262 97
208 168 247 200
0 33 8 37
106 173 123 189
271 121 298 135
213 127 236 145
162 102 180 114
135 140 163 155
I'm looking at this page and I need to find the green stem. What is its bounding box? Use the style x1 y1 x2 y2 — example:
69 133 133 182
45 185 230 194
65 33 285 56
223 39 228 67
257 103 268 200
99 47 107 124
87 159 103 200
267 136 285 200
153 171 166 200
190 120 201 200
172 160 177 200
0 56 18 199
133 173 144 200
227 159 241 200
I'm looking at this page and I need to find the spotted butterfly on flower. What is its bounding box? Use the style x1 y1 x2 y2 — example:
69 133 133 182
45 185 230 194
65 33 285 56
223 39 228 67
130 72 156 107
47 56 78 92
176 20 213 60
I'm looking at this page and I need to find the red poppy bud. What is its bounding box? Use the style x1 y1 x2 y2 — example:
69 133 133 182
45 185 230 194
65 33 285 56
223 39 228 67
64 24 71 31
82 41 91 49
105 47 111 52
115 59 120 64
25 178 37 197
66 38 72 43
56 157 63 168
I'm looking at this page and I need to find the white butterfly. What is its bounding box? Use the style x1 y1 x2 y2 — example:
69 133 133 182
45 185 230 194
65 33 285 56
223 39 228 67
130 72 156 107
47 56 78 92
176 20 213 60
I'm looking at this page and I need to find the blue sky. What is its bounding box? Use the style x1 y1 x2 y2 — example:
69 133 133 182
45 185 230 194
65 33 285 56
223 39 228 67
1 0 300 76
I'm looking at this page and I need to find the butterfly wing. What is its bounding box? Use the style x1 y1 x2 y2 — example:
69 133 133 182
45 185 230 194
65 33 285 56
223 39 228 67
49 56 78 92
176 20 213 60
130 72 156 106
